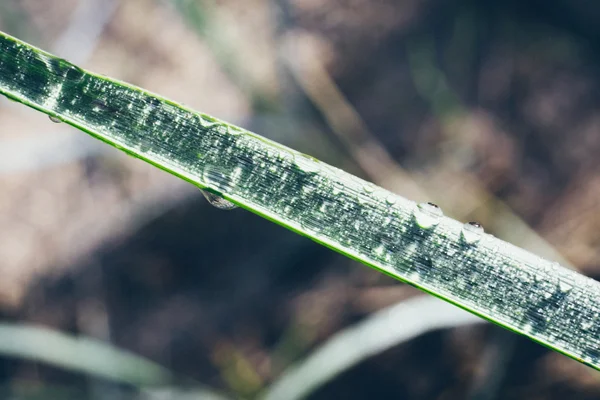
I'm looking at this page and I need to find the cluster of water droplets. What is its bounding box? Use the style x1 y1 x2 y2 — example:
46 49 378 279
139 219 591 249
17 35 599 368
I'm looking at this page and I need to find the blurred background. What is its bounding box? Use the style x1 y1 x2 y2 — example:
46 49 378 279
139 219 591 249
1 0 600 398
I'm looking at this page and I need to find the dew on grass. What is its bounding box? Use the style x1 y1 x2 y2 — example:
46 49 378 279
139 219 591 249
413 202 443 229
461 221 483 244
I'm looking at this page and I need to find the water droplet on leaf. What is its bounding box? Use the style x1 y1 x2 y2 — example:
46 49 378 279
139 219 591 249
49 115 62 123
227 126 243 136
200 189 237 210
65 65 85 82
301 215 323 234
413 202 443 229
461 221 483 244
294 153 321 174
558 279 573 294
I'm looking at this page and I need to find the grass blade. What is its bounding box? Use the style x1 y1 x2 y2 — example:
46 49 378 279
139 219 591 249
0 31 598 370
0 323 171 386
261 296 484 400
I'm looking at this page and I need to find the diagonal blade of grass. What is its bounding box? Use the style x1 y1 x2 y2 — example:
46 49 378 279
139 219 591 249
0 31 598 370
261 296 484 400
0 323 234 399
0 323 172 386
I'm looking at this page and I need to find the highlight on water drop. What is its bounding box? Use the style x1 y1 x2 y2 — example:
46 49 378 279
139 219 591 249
293 153 321 174
363 184 374 193
413 202 443 229
199 189 238 210
65 65 85 82
557 278 573 294
461 221 484 244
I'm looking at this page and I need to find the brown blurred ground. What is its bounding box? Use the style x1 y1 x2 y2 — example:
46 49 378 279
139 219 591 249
0 0 600 399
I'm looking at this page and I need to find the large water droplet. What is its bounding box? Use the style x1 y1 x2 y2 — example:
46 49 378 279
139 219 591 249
385 195 396 205
227 126 243 136
356 194 368 206
413 202 443 229
199 116 219 128
558 279 573 294
203 166 235 194
301 215 323 234
363 184 374 193
294 153 321 174
49 115 62 123
461 221 483 244
65 65 85 82
199 189 238 210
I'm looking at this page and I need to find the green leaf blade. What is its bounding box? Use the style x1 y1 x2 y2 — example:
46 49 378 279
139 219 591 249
0 31 599 370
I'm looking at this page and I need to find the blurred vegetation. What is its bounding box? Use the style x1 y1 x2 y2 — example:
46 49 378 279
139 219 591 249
1 0 600 399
